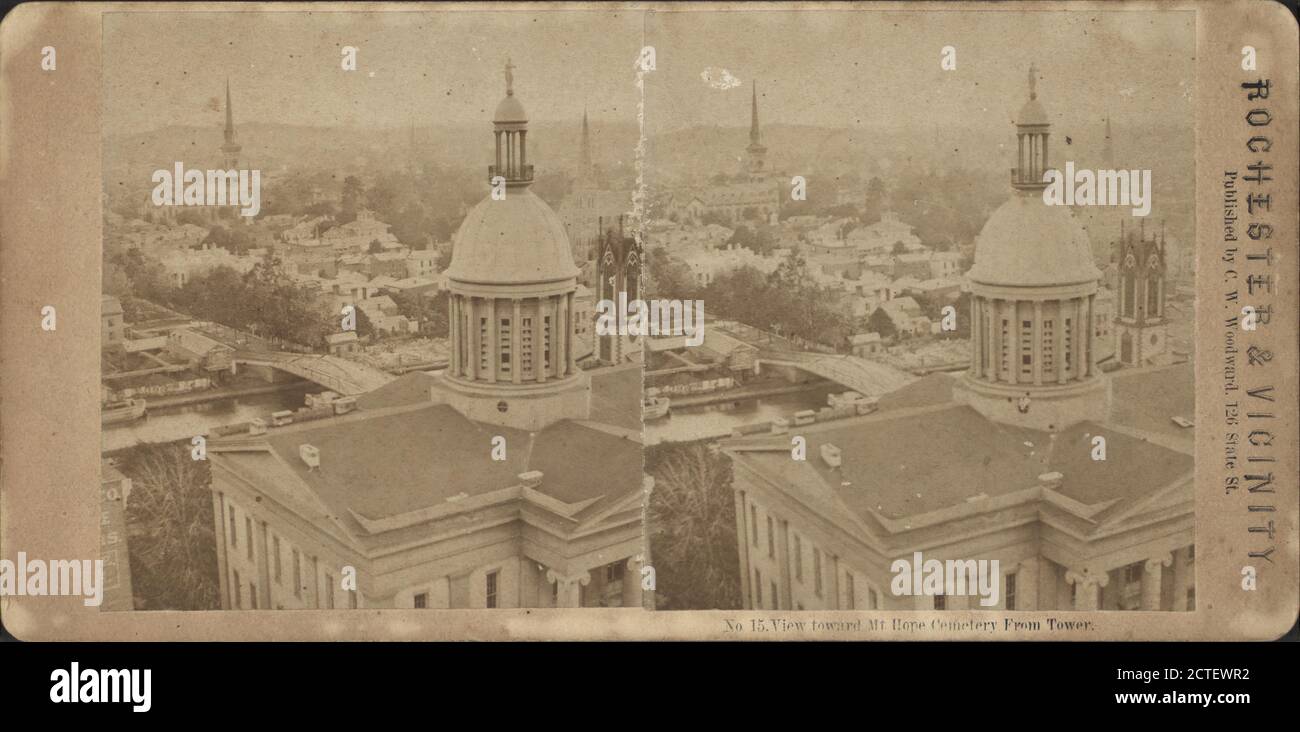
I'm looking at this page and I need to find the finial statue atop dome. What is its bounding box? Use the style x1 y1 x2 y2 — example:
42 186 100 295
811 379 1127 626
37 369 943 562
505 58 515 96
1028 63 1038 100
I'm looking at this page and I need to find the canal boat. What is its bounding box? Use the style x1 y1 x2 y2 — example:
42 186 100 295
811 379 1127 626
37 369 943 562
102 398 147 425
642 396 671 420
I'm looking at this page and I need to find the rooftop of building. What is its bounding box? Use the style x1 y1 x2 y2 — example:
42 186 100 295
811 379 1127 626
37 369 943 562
725 362 1193 528
211 364 642 548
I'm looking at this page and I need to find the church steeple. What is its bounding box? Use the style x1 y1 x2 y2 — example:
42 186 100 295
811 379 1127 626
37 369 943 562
220 78 241 169
580 106 594 182
745 80 768 176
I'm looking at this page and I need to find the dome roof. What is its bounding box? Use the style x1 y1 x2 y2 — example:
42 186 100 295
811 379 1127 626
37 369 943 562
493 94 527 124
967 193 1101 287
1018 97 1049 126
447 188 579 285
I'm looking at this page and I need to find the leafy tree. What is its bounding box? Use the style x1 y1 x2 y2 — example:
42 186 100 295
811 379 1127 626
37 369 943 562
866 306 897 339
646 442 742 610
117 441 219 610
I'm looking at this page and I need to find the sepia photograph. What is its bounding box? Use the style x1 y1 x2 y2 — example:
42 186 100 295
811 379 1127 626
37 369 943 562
0 2 1295 709
98 10 647 612
640 8 1198 614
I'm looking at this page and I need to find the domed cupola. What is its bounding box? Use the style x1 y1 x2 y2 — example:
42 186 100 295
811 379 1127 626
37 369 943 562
955 65 1110 432
440 59 591 431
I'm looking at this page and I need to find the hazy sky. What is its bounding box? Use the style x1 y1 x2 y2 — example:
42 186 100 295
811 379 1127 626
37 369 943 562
104 8 1193 137
104 10 648 133
645 8 1194 134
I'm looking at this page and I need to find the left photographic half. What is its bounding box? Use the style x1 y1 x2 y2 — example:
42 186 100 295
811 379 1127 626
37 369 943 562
99 9 647 613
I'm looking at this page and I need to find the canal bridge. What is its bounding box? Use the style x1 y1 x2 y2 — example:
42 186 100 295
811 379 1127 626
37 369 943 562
233 349 394 396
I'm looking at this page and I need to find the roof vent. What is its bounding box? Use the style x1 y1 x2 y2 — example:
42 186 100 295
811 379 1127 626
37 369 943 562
820 443 842 468
518 470 543 488
299 444 321 470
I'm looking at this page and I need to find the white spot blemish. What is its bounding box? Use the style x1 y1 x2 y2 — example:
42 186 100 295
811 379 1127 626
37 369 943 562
700 66 742 90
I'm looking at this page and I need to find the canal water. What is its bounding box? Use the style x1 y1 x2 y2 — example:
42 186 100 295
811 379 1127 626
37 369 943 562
643 383 837 445
102 385 312 452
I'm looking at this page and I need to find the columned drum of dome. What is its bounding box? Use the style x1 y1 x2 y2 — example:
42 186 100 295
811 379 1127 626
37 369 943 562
955 67 1109 432
441 60 590 431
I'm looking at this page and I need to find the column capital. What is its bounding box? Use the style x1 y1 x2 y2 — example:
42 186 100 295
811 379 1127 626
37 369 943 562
545 568 591 587
1145 553 1173 572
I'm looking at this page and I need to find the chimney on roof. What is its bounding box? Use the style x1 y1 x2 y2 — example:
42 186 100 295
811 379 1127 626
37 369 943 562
518 470 543 488
820 443 842 468
299 444 321 470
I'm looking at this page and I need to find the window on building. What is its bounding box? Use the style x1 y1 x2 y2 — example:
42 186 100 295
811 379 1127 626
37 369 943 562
324 575 334 609
499 317 511 373
413 592 427 609
1124 562 1143 586
1042 319 1055 373
845 571 855 609
793 534 803 581
750 504 758 547
869 588 879 610
233 570 242 609
245 516 253 561
292 550 302 599
250 584 258 610
349 590 358 609
272 534 281 582
755 569 762 608
999 319 1009 375
813 549 823 597
934 594 946 610
766 515 775 558
1187 588 1195 610
542 315 552 370
771 581 779 610
479 316 489 373
1064 317 1073 370
229 509 237 549
1020 319 1033 375
1005 572 1017 610
486 571 499 609
606 562 624 583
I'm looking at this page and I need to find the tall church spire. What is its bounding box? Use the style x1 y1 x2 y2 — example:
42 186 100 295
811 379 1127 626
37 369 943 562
745 80 768 176
580 106 593 180
220 78 241 169
224 78 235 143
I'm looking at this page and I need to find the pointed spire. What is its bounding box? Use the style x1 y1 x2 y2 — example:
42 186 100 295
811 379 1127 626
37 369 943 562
224 78 235 142
504 58 515 96
1028 63 1038 100
580 106 593 179
750 80 761 143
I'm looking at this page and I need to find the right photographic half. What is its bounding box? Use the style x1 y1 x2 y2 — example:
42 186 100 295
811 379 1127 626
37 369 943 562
641 8 1197 614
